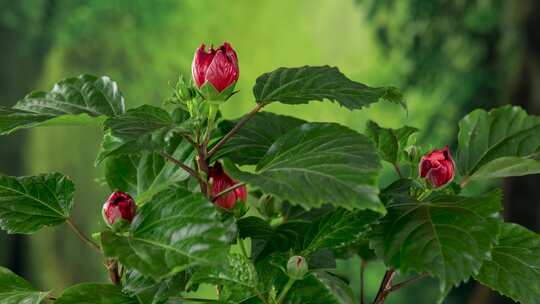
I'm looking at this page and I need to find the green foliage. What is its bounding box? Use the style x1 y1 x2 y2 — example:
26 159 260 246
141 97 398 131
189 253 258 303
123 269 187 304
458 105 540 180
366 120 418 164
0 266 48 304
101 186 236 280
302 209 380 256
253 66 405 110
0 61 538 304
283 271 355 304
104 105 174 141
224 123 384 213
215 112 306 165
104 139 195 203
371 187 502 293
0 173 74 234
0 75 124 135
55 283 137 304
474 223 540 304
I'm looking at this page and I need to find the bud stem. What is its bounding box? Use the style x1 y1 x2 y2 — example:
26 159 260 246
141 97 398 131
160 151 207 194
373 269 396 304
276 278 296 304
212 182 246 202
207 103 266 159
66 218 101 253
460 176 470 188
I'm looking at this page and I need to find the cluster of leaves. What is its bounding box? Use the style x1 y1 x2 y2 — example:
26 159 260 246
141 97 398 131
0 65 539 304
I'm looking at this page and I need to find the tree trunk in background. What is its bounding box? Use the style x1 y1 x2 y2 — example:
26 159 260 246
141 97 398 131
0 0 56 278
471 1 540 303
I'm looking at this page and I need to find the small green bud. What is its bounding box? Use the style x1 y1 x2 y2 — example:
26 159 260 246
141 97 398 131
287 255 308 280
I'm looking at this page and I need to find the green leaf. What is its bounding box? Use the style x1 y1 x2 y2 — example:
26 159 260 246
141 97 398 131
101 186 236 280
283 271 355 304
242 220 310 262
474 223 540 304
55 283 137 304
0 75 125 135
457 105 540 180
253 66 405 110
224 123 384 213
214 112 306 165
189 253 258 303
104 105 173 141
237 216 274 240
366 120 418 164
95 130 168 165
370 190 502 292
0 266 49 304
0 173 74 234
302 209 380 256
123 269 186 304
104 155 139 195
104 138 195 203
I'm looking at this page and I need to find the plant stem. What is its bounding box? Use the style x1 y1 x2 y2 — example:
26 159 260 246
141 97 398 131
106 259 121 285
460 176 470 188
373 269 396 304
207 103 265 159
160 151 207 194
212 182 246 201
159 151 200 180
393 163 404 178
276 278 296 304
388 273 428 292
204 104 219 149
66 219 101 252
360 260 367 304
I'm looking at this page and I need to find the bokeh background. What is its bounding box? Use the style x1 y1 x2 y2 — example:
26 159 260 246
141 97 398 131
1 0 539 303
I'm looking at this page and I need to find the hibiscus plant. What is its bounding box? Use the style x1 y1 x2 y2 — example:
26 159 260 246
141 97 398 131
0 42 539 304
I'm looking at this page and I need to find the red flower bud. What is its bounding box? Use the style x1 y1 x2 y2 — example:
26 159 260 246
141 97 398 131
419 146 455 188
102 191 136 226
191 42 239 93
210 162 247 209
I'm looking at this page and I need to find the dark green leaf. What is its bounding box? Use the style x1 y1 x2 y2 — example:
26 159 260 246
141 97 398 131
475 223 540 304
189 254 258 303
283 271 355 304
0 75 124 135
103 137 195 204
0 173 74 234
0 266 48 303
104 155 139 195
104 105 173 141
214 112 306 165
370 190 502 292
253 66 405 110
457 105 540 180
302 209 380 255
55 283 137 304
101 186 236 280
95 129 169 165
366 120 418 164
224 123 384 213
246 221 310 262
123 269 186 304
237 216 274 240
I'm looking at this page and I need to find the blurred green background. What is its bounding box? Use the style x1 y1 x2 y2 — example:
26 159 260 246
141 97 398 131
1 0 539 303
